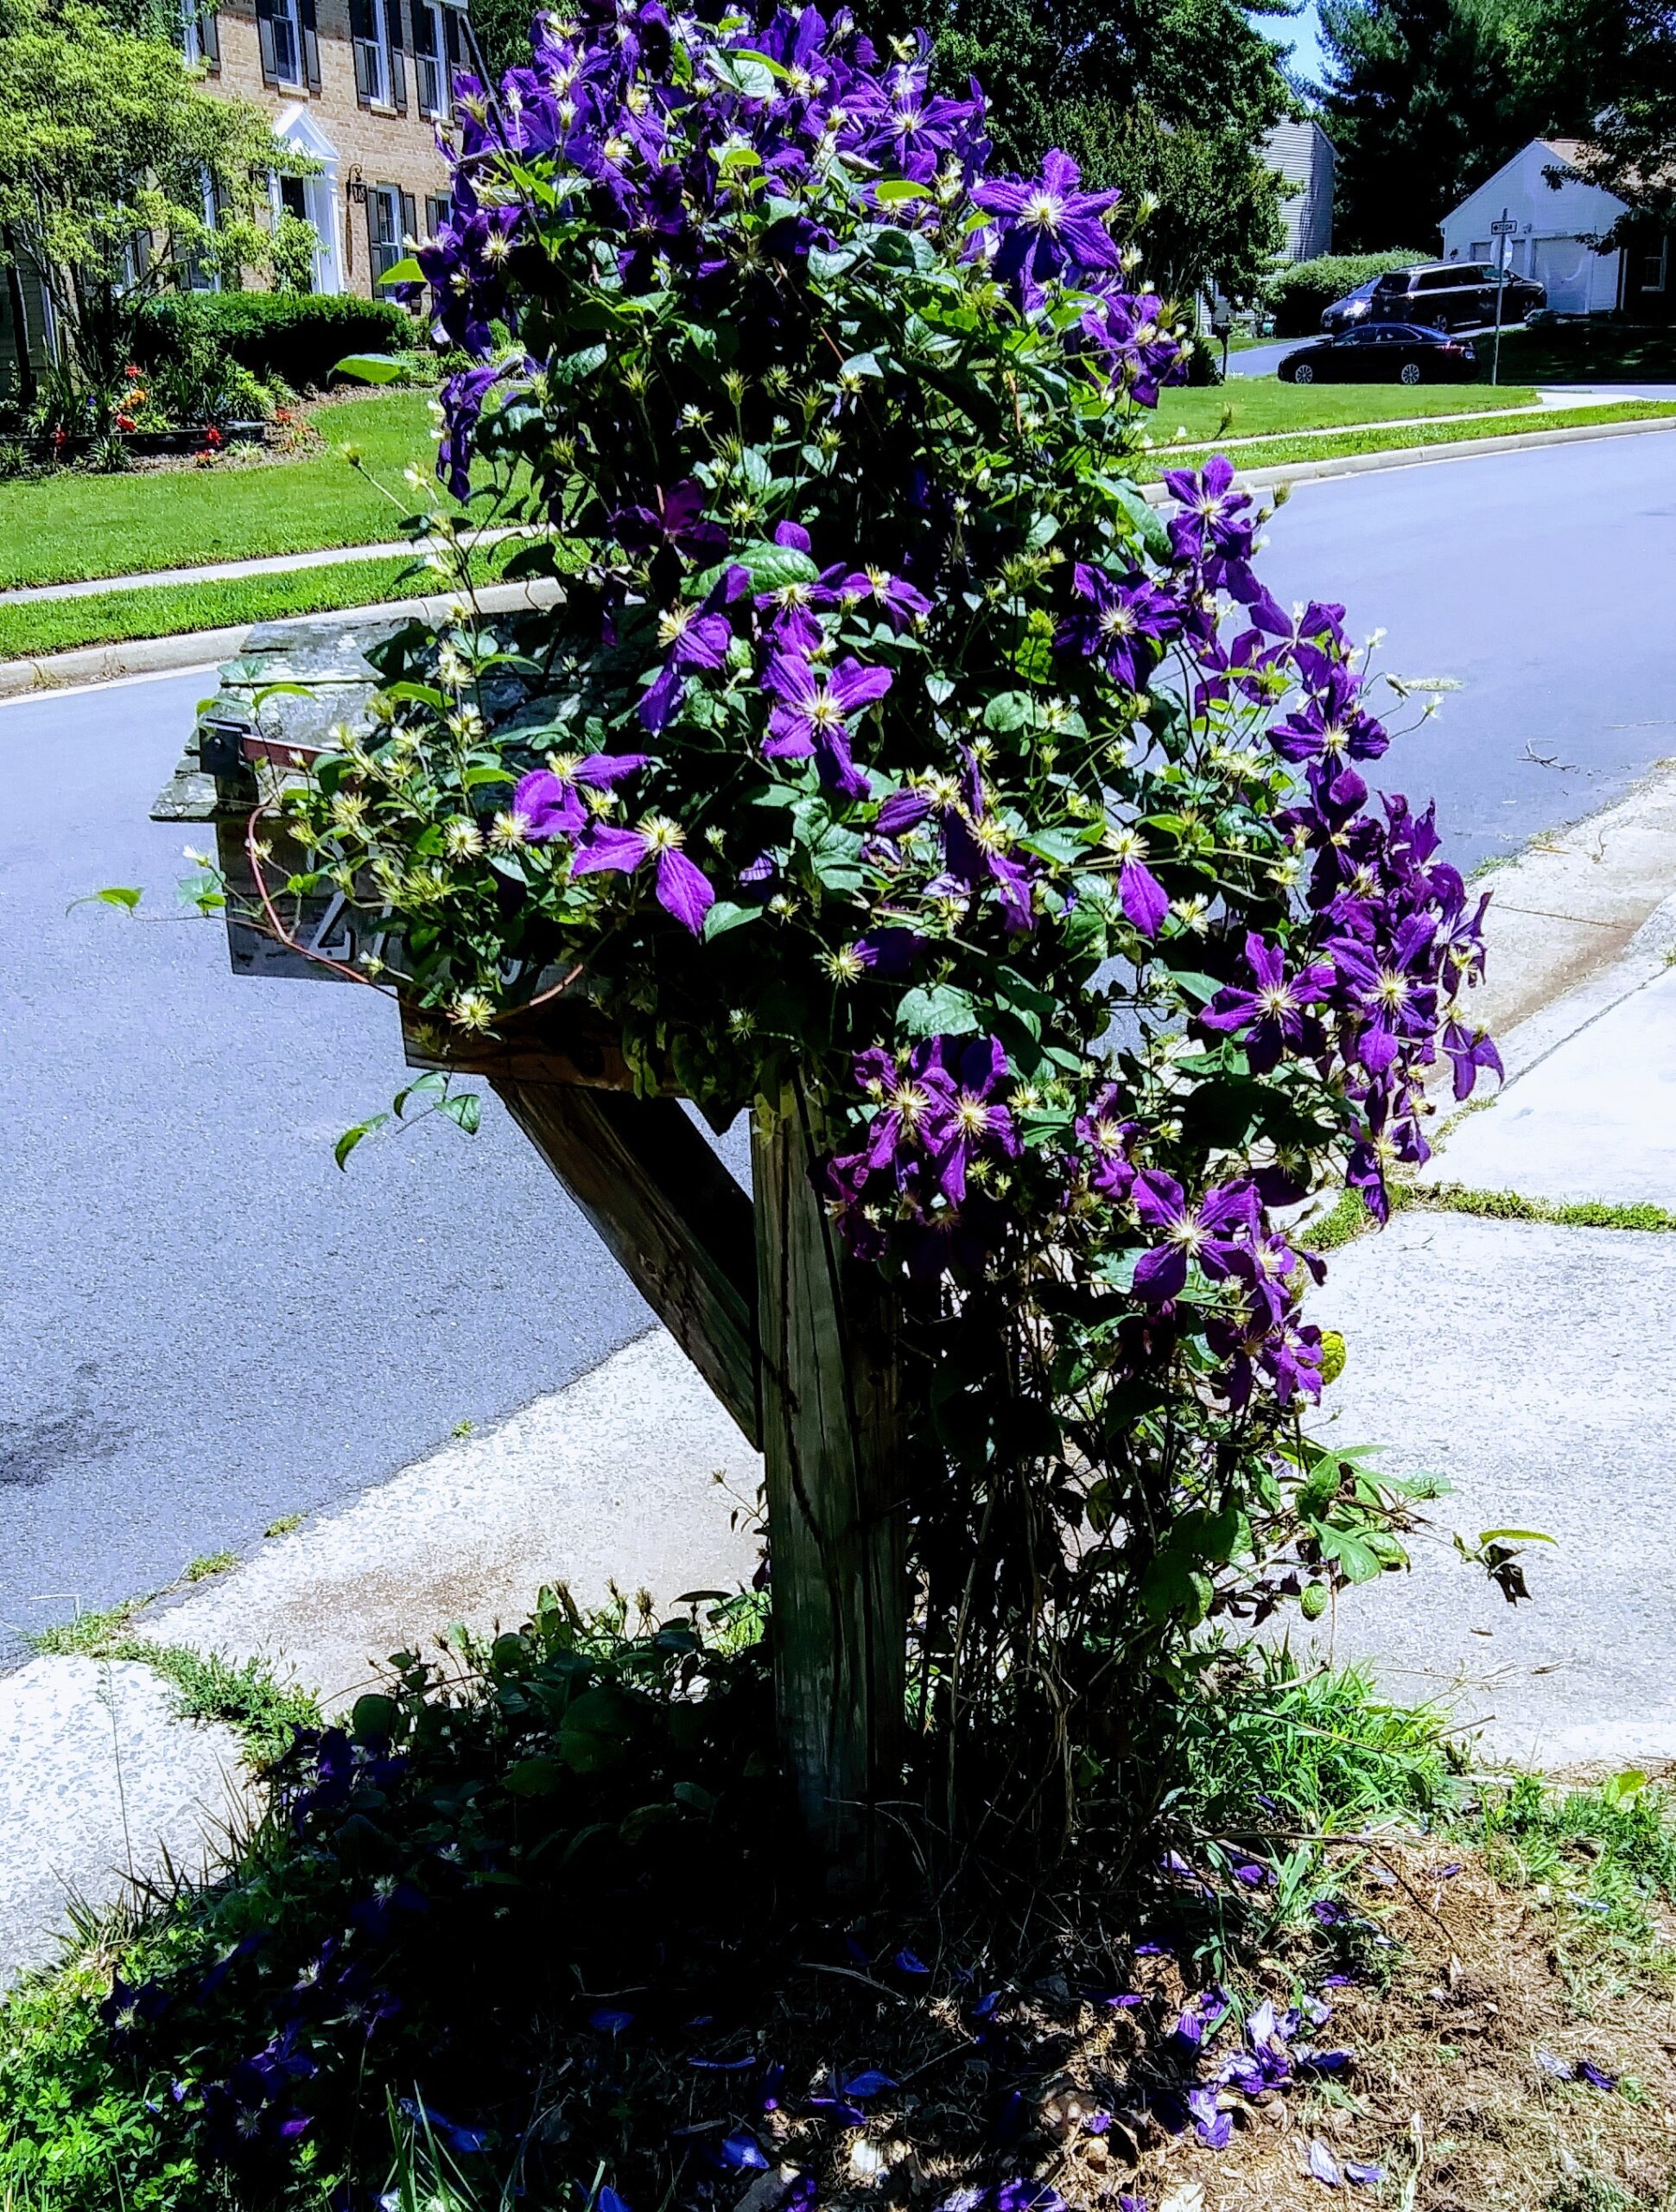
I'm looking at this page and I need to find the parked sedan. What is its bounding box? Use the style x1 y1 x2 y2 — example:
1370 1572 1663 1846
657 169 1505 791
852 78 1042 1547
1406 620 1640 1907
1279 323 1478 385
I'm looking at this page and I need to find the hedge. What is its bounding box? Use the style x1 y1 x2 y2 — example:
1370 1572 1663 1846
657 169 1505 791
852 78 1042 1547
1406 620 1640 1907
1267 251 1431 338
134 294 415 391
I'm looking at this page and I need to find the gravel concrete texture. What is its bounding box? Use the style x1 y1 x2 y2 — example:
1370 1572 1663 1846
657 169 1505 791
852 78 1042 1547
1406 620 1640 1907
149 1329 761 1705
1426 929 1676 1207
1305 1211 1676 1768
0 1657 244 1986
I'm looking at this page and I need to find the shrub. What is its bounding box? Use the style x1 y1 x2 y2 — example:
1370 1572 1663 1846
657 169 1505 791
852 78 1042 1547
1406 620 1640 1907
135 293 414 392
1267 251 1432 337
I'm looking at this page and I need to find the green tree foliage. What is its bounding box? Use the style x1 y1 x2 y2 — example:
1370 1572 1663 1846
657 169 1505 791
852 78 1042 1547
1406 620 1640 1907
0 0 319 399
1317 0 1644 253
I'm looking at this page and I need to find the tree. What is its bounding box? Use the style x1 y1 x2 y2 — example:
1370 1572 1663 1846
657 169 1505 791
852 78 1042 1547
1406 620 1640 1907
1543 0 1676 243
1317 0 1642 253
0 0 317 402
859 0 1299 298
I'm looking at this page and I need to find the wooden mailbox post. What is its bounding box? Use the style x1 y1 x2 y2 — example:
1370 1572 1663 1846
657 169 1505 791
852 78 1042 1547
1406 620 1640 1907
155 619 906 1885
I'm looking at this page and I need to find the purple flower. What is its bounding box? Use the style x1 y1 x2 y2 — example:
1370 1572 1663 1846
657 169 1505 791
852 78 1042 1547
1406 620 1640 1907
513 751 646 842
1270 656 1389 770
613 477 727 562
436 360 501 499
1203 934 1334 1073
763 652 891 799
1307 2138 1343 2186
571 817 714 933
1073 1084 1135 1199
1130 1172 1258 1303
1330 914 1439 1077
1186 2085 1232 2150
921 1034 1021 1204
1441 1014 1502 1102
1055 563 1179 690
823 566 934 632
971 148 1121 305
642 566 747 733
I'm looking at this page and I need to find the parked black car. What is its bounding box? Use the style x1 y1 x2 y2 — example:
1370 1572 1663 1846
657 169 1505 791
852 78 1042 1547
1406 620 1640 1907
1367 260 1545 331
1279 324 1479 385
1320 276 1387 335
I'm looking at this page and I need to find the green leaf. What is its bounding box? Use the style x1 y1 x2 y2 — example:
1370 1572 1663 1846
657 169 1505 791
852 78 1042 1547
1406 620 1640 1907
1315 1523 1383 1583
334 1115 388 1170
505 1755 563 1796
1600 1769 1647 1807
838 349 884 380
898 982 979 1039
94 886 143 911
351 1693 398 1739
440 1090 483 1135
333 353 408 384
377 254 424 289
982 690 1036 733
873 179 929 205
701 539 816 595
703 899 761 940
1476 1527 1556 1545
1101 476 1171 561
554 343 608 385
393 1070 448 1117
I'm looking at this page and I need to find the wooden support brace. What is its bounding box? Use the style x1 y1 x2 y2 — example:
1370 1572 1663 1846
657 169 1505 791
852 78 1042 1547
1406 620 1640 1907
490 1079 761 1449
752 1081 907 1890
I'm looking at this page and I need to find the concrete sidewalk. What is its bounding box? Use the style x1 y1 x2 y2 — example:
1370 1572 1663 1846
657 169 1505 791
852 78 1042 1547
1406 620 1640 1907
0 1330 758 1987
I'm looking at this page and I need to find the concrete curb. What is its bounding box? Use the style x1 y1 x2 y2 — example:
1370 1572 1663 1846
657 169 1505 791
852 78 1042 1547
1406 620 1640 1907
0 578 564 702
1139 407 1676 501
0 526 529 609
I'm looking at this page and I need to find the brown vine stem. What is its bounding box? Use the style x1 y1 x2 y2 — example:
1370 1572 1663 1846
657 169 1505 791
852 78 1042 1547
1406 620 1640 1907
243 806 399 995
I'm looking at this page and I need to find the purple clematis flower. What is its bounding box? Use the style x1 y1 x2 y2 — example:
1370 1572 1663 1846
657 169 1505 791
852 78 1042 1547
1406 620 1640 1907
613 477 728 561
1055 563 1179 690
1269 657 1389 769
763 651 891 799
1202 933 1334 1073
437 360 502 499
1186 2085 1233 2151
513 751 646 842
1330 913 1440 1076
641 566 747 733
1441 1013 1502 1101
1111 838 1169 938
822 565 935 632
920 1033 1021 1204
1130 1172 1258 1303
1073 1084 1136 1199
571 817 714 933
971 148 1121 305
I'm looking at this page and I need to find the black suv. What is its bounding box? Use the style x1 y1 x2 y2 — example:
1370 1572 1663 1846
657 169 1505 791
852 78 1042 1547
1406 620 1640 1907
1368 261 1546 332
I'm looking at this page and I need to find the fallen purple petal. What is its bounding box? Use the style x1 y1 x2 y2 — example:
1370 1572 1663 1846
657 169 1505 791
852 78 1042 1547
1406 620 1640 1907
1307 2138 1343 2186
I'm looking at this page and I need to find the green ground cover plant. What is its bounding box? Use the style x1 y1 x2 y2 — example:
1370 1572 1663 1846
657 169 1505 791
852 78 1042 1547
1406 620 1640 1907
1305 1179 1676 1252
0 394 442 589
1484 322 1676 386
0 543 519 662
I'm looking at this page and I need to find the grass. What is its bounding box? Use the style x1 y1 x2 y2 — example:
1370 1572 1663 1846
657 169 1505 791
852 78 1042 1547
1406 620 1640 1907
0 540 521 661
0 391 467 590
1305 1178 1676 1252
1134 397 1676 480
1483 320 1676 386
1146 377 1536 443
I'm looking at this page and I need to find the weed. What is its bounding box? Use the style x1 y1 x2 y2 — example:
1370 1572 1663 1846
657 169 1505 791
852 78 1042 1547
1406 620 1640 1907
128 1644 321 1767
263 1514 303 1538
1300 1178 1676 1255
26 1597 150 1656
182 1551 238 1583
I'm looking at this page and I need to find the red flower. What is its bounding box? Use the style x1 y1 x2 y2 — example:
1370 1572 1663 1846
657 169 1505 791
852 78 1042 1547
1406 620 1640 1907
116 414 136 432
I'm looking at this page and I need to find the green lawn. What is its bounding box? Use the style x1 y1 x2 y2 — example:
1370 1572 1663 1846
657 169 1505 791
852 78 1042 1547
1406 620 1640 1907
0 391 463 590
1480 321 1676 385
0 543 518 662
1144 378 1536 445
1133 397 1676 480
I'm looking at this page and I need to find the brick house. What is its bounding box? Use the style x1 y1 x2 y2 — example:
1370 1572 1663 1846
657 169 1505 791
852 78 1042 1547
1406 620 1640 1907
0 0 470 397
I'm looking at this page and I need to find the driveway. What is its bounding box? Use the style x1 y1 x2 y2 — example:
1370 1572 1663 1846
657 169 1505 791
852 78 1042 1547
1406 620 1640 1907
3 429 1673 1655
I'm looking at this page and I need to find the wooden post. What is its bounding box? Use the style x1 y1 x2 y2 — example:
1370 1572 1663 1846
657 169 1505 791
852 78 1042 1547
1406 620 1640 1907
752 1080 907 1890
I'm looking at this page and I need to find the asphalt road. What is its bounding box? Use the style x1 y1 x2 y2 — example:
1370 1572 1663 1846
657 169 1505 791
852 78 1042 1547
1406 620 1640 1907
3 429 1674 1658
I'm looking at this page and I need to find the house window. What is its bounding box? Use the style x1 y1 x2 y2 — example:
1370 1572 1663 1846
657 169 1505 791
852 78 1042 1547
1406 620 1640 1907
1641 238 1668 293
186 170 222 291
351 0 391 105
412 0 448 116
367 185 404 285
424 191 451 239
180 0 219 67
269 0 302 85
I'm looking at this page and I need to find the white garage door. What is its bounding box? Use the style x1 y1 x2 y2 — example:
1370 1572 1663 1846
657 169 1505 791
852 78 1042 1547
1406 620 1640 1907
1533 236 1593 312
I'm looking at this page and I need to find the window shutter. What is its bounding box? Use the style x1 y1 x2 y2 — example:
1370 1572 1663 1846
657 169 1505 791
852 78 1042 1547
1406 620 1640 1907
386 0 408 109
350 0 374 102
255 0 279 85
201 7 220 70
443 3 462 67
400 191 418 256
300 0 321 90
366 193 381 288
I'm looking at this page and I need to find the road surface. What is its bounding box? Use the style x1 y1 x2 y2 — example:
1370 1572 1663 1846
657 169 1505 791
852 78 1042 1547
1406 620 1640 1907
3 429 1673 1656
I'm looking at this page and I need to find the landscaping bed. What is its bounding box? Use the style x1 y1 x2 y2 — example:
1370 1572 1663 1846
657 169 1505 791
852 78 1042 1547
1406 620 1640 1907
3 1602 1673 2212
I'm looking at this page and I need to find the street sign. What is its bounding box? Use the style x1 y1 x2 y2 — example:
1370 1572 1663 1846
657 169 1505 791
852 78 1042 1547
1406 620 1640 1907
1490 217 1518 235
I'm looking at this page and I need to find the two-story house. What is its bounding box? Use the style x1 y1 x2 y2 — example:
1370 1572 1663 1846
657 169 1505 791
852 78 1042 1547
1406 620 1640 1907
0 0 469 398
